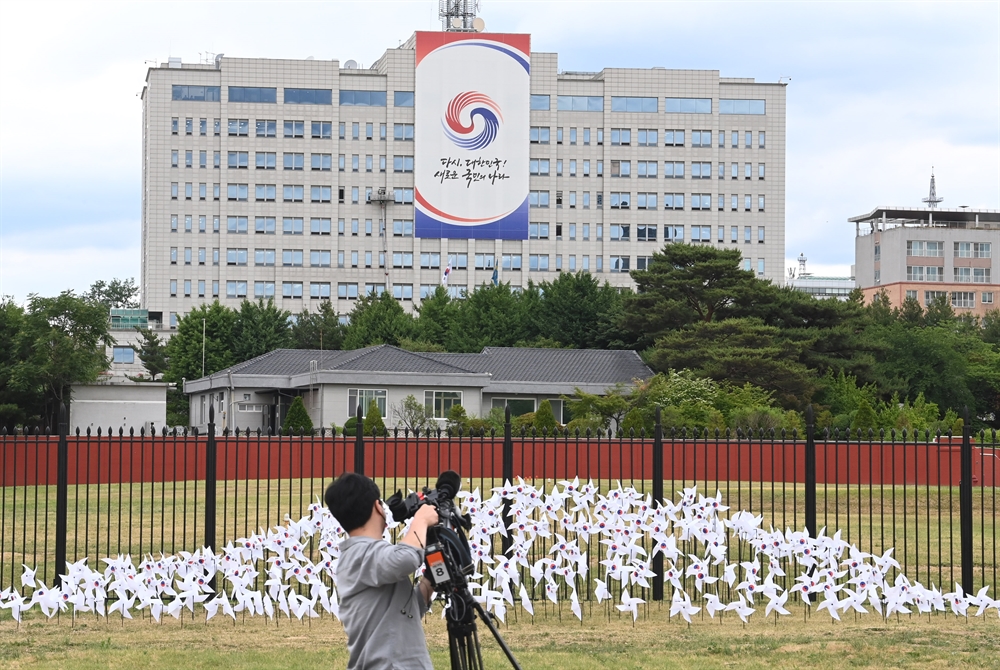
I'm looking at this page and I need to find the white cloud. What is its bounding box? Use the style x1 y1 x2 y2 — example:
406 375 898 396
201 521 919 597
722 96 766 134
0 244 140 303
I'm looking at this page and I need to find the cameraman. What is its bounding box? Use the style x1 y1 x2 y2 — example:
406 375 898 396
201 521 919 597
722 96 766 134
325 472 439 669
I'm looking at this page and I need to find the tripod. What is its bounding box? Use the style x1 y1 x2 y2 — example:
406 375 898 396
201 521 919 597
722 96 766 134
443 579 522 670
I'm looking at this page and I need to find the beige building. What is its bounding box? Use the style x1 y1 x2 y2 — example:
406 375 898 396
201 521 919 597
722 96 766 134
852 206 998 317
140 32 786 327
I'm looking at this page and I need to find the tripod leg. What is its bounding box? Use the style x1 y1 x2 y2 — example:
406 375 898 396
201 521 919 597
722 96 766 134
471 601 522 670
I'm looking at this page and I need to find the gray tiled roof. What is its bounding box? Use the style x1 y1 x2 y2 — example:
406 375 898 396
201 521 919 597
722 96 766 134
427 348 651 384
200 345 651 386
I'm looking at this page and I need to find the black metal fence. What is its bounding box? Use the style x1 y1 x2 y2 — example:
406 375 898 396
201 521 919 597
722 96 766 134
2 404 997 606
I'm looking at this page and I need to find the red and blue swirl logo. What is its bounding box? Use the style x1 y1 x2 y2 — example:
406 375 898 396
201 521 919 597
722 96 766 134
442 91 503 151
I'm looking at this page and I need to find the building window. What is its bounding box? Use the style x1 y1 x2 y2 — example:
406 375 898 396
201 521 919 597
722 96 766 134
311 121 332 139
611 96 657 112
610 224 630 241
758 195 766 211
393 219 414 236
663 194 684 210
665 225 684 242
310 185 332 203
227 86 276 103
664 130 684 147
692 162 712 179
228 119 250 136
557 96 603 112
691 131 712 148
255 249 275 266
691 225 712 242
637 161 657 178
529 158 550 175
637 224 657 242
393 123 414 140
393 284 414 300
226 281 248 298
954 267 972 283
664 97 711 113
392 252 414 268
975 242 992 258
110 346 134 364
394 155 415 173
226 248 248 266
424 391 463 420
529 223 550 239
393 188 414 204
719 99 766 115
283 185 304 202
348 389 387 418
529 254 549 271
983 292 994 305
636 192 656 210
310 282 331 300
907 240 944 257
282 217 304 235
282 281 303 299
529 94 550 110
951 292 976 309
529 127 550 144
610 128 631 146
502 254 522 271
610 255 630 273
610 192 630 209
664 162 684 179
227 216 248 234
529 191 550 208
282 249 303 267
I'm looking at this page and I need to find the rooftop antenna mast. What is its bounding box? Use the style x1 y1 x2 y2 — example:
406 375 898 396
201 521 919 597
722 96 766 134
922 167 943 209
439 0 483 31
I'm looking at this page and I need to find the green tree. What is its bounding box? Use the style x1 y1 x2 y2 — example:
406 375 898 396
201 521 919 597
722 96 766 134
624 245 772 348
290 301 346 350
536 272 627 349
563 384 631 430
415 286 458 347
447 282 531 352
923 294 955 327
851 398 878 433
446 404 469 432
982 309 1000 348
282 396 314 435
363 399 387 435
164 301 237 383
231 298 292 363
647 318 816 409
391 394 430 432
343 292 416 349
0 298 37 427
533 399 559 434
133 327 168 381
83 278 140 309
9 291 113 426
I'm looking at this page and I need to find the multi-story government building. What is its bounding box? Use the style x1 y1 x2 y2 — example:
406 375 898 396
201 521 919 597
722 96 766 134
140 28 786 327
852 203 998 317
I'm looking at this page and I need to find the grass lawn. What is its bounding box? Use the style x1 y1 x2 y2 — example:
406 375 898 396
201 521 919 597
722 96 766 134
1 607 999 669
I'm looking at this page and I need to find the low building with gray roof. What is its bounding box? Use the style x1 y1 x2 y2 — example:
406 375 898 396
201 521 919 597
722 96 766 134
183 345 652 432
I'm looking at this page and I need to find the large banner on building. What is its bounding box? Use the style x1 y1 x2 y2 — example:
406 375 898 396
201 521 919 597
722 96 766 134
414 32 530 240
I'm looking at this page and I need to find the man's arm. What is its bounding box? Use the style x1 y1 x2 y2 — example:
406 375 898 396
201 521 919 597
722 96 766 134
400 504 439 550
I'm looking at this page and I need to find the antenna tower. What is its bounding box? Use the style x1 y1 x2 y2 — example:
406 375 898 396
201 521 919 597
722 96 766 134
439 0 480 31
922 168 943 209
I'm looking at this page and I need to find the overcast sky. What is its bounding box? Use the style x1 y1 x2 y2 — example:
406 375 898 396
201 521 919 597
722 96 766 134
1 0 997 302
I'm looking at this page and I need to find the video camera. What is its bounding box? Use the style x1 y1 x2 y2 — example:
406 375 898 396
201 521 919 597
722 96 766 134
385 470 473 591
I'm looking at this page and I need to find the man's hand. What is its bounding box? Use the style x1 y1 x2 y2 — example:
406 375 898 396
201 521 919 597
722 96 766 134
400 505 439 550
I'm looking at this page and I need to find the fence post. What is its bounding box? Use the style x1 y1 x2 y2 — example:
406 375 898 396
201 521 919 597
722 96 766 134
54 402 68 586
804 404 817 538
960 406 974 592
204 404 217 553
354 403 365 475
652 406 664 601
501 406 513 555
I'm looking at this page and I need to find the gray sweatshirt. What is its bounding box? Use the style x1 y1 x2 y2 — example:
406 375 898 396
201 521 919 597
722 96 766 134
337 536 434 670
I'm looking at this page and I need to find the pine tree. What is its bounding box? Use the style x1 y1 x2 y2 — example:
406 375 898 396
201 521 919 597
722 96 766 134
283 396 313 435
851 398 877 435
363 399 386 436
534 399 559 434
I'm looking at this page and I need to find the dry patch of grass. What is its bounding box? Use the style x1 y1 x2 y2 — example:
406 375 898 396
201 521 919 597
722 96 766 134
1 608 998 669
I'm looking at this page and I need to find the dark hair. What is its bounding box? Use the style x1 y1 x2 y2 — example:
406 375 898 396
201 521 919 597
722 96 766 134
325 472 380 532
